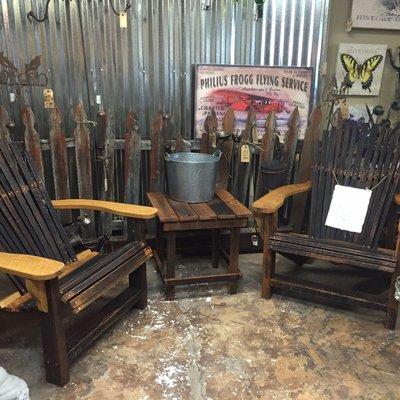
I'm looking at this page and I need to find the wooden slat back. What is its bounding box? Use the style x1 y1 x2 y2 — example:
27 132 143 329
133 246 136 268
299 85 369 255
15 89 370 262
0 140 76 265
309 120 400 249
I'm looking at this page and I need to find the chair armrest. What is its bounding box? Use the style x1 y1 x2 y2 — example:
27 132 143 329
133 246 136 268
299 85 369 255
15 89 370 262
252 181 312 214
0 252 65 281
395 194 400 206
52 199 158 219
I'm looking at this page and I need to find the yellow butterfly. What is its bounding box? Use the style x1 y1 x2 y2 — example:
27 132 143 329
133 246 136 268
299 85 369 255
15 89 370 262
340 54 383 92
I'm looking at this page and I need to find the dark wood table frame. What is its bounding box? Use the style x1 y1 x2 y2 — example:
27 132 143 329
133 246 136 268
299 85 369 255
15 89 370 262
148 189 251 300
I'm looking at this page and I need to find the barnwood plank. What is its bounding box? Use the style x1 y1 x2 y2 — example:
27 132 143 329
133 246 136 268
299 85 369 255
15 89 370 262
256 111 276 199
190 202 217 220
207 197 236 220
0 106 11 142
201 109 217 154
282 107 299 186
147 192 178 222
97 110 115 236
233 107 255 203
216 107 235 189
214 188 251 218
124 110 141 204
149 111 164 192
73 103 95 238
22 106 44 180
168 198 199 222
48 105 72 224
291 106 322 231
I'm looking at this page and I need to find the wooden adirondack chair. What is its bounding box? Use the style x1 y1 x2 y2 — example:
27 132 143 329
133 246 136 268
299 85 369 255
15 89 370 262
253 120 400 329
0 141 157 385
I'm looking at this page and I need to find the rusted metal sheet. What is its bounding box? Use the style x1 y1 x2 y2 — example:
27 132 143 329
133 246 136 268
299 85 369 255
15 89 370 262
22 106 44 180
0 106 11 142
124 110 141 205
73 102 95 237
97 109 115 235
149 111 164 193
48 105 72 224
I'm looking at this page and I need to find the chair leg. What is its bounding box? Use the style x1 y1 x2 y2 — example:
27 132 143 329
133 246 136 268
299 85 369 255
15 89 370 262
385 274 399 330
228 227 240 294
261 213 277 299
165 232 176 300
211 229 220 268
40 279 69 386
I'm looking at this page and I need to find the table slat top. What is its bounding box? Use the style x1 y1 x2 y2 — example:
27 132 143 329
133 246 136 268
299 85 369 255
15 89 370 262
147 190 251 224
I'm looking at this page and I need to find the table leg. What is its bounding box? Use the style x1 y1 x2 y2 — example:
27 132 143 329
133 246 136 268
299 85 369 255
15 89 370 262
211 229 220 268
165 232 176 300
228 227 240 294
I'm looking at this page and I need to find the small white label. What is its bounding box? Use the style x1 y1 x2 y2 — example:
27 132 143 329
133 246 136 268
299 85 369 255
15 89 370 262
325 185 372 233
241 144 250 163
120 12 127 28
9 92 16 102
96 94 102 104
346 18 353 32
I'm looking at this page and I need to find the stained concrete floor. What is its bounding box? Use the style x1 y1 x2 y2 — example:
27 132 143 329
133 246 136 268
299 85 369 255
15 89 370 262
1 252 400 399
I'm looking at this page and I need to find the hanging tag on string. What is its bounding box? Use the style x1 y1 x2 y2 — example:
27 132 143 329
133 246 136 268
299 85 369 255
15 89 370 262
325 185 372 233
241 144 250 163
346 18 353 32
9 92 16 103
120 12 127 29
96 94 102 105
43 88 55 109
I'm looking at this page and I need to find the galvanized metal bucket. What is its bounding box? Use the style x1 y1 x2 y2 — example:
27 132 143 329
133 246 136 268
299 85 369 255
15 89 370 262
165 151 222 203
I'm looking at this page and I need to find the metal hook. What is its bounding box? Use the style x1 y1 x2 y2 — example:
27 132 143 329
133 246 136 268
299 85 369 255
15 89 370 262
109 0 132 16
27 0 51 23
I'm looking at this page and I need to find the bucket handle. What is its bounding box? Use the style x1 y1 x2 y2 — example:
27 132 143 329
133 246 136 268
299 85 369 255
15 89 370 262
213 150 222 159
165 153 171 161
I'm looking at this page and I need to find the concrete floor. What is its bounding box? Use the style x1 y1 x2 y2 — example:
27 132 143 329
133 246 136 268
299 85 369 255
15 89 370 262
1 252 400 399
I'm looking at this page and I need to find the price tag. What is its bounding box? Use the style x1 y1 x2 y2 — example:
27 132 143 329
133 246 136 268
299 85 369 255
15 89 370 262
120 12 127 28
43 88 55 109
241 144 250 163
212 132 217 148
96 94 102 104
346 18 353 32
325 185 372 233
9 92 16 103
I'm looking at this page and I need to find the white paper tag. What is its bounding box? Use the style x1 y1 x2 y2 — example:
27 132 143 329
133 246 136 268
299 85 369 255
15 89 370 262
96 94 102 104
325 185 372 233
120 12 127 28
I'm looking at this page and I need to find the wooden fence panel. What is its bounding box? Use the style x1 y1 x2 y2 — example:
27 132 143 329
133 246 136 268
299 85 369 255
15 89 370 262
0 106 11 142
149 110 164 193
48 105 72 224
124 110 141 205
22 106 44 180
97 109 115 235
282 107 300 186
73 102 95 237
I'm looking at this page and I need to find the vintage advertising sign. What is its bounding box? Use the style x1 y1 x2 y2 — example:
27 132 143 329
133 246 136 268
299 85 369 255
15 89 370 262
351 0 400 30
194 64 313 139
335 43 387 96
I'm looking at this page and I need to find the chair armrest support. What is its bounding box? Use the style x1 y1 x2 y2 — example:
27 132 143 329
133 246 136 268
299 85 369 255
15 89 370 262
0 252 65 281
252 181 312 214
52 199 158 219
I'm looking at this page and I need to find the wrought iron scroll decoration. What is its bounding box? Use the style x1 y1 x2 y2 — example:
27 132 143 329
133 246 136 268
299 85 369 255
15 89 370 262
0 53 48 95
27 0 52 23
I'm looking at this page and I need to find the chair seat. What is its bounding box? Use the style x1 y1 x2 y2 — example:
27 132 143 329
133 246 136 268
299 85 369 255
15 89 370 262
60 241 152 313
269 232 396 273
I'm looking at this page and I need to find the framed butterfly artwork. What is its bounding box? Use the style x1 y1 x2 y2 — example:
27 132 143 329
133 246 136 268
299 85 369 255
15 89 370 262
335 43 387 96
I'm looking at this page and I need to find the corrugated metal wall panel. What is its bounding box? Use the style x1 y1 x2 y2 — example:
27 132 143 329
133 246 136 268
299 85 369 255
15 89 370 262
0 0 330 139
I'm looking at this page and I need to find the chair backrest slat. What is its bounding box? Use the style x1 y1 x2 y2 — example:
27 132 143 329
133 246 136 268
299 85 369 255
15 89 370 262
310 121 400 249
0 141 76 267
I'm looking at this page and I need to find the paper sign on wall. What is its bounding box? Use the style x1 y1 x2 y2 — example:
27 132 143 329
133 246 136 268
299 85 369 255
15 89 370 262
325 185 372 233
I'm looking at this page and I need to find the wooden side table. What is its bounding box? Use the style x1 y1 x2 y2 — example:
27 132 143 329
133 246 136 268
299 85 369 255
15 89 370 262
147 189 251 300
